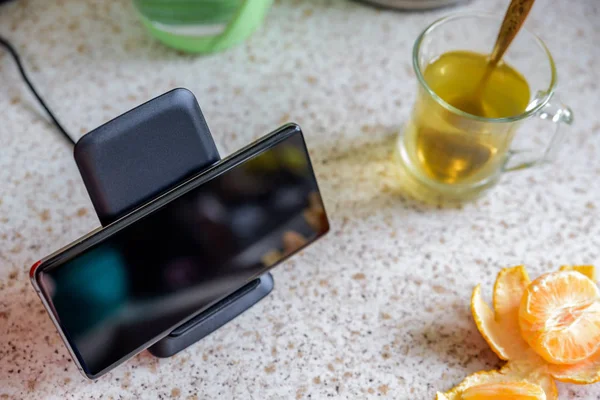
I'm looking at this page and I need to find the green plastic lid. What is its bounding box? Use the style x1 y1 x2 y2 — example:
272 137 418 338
135 0 273 53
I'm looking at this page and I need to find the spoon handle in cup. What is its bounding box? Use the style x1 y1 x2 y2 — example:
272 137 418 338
490 0 536 67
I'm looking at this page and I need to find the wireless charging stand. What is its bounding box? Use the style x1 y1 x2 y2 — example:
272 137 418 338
74 88 274 358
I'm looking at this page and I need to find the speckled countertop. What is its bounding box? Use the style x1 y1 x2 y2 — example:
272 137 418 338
1 0 599 398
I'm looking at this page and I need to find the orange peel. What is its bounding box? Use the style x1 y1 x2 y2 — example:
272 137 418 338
560 265 596 281
549 349 600 384
436 363 557 400
437 265 600 399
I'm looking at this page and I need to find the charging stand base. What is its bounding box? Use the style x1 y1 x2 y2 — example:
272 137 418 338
148 273 273 357
74 88 274 358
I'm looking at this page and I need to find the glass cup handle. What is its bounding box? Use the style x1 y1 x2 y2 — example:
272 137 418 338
503 94 574 172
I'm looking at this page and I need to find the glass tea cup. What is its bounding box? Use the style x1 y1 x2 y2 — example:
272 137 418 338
395 13 573 202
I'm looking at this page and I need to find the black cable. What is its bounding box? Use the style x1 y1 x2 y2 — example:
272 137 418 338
0 35 76 145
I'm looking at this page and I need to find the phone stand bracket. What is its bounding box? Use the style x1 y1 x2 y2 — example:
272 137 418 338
73 88 274 358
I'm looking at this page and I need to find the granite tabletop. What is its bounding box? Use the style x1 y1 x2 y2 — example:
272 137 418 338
1 0 599 398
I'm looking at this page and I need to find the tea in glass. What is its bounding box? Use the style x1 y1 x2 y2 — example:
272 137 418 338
403 50 530 184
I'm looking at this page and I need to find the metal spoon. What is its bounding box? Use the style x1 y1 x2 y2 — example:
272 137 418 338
455 0 536 116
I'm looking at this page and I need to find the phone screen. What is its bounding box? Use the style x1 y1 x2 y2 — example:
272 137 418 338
35 130 328 378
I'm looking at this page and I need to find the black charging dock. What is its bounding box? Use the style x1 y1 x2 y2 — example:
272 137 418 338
74 88 274 358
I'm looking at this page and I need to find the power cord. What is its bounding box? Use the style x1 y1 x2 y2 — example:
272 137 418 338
0 35 76 145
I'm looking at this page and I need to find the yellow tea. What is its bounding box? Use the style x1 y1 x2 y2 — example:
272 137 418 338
402 50 531 184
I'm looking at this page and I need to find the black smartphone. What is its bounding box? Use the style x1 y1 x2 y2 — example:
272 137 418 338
30 124 329 379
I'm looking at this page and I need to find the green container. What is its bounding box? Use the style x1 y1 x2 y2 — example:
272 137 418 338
134 0 273 54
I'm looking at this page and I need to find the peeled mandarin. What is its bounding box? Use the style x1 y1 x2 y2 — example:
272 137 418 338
519 271 600 365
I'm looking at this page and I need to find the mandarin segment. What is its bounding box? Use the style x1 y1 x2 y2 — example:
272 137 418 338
519 271 600 364
461 381 546 400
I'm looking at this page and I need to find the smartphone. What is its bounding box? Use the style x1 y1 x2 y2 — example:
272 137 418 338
30 124 329 379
